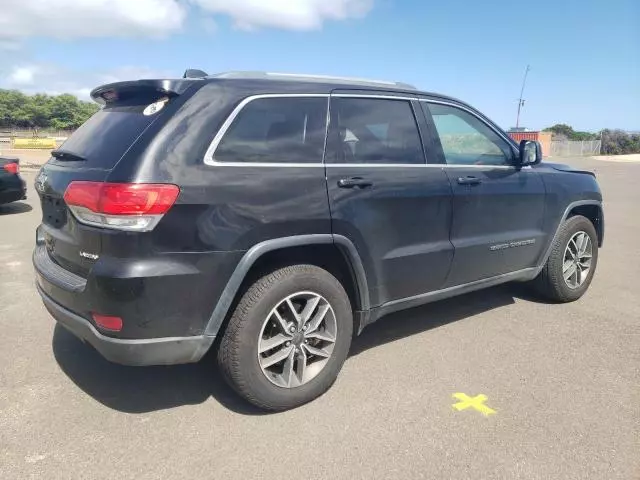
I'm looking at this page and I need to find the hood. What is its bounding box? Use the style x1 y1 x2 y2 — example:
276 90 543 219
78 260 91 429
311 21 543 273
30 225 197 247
542 162 596 177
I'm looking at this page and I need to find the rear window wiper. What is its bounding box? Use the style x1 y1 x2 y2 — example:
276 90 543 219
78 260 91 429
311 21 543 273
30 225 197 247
51 150 87 162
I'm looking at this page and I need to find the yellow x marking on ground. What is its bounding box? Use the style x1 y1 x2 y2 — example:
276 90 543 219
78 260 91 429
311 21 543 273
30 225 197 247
452 393 496 416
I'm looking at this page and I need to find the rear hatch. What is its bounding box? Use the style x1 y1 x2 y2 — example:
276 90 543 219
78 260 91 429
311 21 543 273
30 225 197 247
36 79 194 277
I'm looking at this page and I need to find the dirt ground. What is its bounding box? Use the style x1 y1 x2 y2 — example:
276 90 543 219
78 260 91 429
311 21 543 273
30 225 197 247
0 149 52 167
591 154 640 163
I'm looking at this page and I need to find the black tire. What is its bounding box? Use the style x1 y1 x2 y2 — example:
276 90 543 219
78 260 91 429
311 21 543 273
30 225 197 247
217 264 353 411
532 215 599 302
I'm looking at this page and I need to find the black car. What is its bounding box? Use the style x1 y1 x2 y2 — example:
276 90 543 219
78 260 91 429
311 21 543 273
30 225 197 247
33 71 603 410
0 157 27 205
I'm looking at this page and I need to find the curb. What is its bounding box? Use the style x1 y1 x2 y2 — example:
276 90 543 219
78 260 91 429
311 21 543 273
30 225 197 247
21 165 45 172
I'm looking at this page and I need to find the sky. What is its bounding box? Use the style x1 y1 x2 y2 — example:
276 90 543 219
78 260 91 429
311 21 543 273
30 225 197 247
1 0 638 131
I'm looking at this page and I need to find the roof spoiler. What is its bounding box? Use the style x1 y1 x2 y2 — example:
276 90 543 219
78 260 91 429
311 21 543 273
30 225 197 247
90 79 197 105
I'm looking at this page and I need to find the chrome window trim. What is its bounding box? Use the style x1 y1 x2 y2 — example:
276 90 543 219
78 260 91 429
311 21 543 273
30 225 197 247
419 98 518 165
202 93 519 169
205 161 325 168
203 94 330 167
440 163 515 170
327 164 429 168
326 164 515 169
204 163 518 169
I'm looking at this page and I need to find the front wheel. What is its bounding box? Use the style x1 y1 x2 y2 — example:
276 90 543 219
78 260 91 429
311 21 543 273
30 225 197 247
532 215 599 302
217 264 353 411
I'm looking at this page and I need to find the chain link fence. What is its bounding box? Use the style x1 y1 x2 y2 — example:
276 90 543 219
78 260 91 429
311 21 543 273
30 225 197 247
0 128 71 149
550 140 601 157
0 128 74 139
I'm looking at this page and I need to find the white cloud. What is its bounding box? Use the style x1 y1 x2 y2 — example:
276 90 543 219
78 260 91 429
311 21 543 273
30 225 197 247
0 1 375 97
193 0 373 30
0 0 373 45
0 0 185 41
1 63 173 100
9 66 39 85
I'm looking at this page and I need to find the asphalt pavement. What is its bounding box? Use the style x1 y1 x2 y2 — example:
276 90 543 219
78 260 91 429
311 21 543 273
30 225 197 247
1 157 638 479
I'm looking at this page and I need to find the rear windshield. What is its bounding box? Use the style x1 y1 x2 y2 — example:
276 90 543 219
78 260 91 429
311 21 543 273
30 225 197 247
52 103 162 169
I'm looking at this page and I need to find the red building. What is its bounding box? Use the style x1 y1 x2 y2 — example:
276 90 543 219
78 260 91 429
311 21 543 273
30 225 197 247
508 130 552 157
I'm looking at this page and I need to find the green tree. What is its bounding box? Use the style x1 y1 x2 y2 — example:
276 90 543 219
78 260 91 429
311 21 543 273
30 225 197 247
50 94 81 130
0 89 99 130
543 123 597 141
544 123 575 138
601 129 640 155
0 90 29 127
15 93 53 130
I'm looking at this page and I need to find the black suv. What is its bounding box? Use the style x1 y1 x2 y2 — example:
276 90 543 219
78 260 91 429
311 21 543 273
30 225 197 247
33 72 603 410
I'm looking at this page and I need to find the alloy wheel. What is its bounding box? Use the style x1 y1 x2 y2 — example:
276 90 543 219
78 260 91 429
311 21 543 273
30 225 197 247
257 291 337 388
563 231 593 289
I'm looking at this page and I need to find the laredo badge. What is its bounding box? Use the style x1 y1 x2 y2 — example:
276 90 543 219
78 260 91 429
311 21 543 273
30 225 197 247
143 97 169 116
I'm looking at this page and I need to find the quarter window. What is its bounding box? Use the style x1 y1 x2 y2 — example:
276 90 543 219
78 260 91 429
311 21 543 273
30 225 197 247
213 97 327 164
425 103 513 166
328 97 425 164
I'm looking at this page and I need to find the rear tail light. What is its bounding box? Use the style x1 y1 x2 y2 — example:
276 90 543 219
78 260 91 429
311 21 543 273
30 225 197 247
92 313 123 332
63 182 179 231
3 163 19 174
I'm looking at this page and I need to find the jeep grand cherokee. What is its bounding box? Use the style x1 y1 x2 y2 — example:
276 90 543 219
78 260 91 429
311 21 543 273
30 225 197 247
33 71 603 410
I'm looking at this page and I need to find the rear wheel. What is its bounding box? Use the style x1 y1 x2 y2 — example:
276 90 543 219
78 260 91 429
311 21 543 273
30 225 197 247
532 215 598 302
217 264 353 411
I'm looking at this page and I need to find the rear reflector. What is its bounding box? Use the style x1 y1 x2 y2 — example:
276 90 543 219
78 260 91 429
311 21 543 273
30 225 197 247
64 182 179 231
92 313 123 332
3 162 19 174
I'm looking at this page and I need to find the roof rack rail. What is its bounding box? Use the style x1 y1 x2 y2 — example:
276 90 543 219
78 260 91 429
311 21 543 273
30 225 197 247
210 71 416 90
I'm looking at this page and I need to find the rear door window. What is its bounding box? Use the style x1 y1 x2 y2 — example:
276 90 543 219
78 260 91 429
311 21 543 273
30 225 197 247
213 97 328 164
52 102 164 169
327 97 425 164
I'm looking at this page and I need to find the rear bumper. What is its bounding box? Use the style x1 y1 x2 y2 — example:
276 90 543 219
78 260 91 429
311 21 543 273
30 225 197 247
32 239 243 339
37 283 214 366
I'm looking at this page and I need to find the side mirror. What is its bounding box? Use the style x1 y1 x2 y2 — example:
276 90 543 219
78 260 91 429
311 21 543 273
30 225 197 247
518 140 542 167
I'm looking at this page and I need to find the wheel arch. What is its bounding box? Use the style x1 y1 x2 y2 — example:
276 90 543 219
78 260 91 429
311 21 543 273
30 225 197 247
536 200 604 274
568 203 604 247
203 235 370 339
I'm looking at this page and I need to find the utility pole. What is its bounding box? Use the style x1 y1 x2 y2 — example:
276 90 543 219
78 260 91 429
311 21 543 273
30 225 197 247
516 64 530 129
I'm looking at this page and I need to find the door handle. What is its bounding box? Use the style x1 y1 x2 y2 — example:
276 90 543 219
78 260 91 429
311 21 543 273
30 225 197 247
457 176 482 186
337 177 373 189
